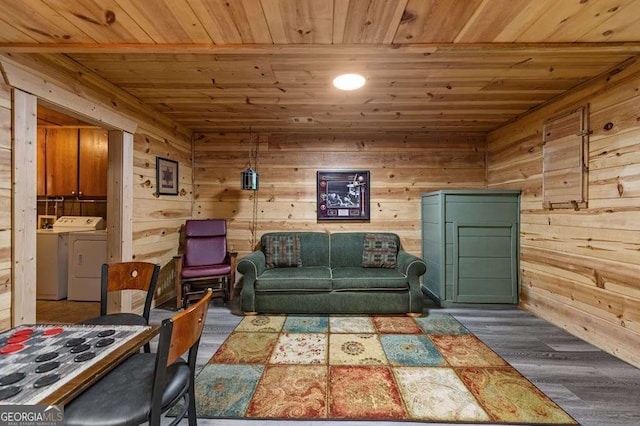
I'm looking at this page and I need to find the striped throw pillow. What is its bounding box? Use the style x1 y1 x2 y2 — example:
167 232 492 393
361 233 397 268
264 235 302 268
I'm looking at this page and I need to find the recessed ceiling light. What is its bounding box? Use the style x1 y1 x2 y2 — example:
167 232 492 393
333 73 366 91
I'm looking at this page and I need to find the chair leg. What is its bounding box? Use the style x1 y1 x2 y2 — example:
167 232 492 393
167 395 189 426
223 277 230 302
228 276 234 301
180 282 190 310
188 376 197 426
183 284 189 309
176 280 183 311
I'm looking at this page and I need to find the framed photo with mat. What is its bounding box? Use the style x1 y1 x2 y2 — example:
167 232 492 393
317 170 370 221
156 157 179 196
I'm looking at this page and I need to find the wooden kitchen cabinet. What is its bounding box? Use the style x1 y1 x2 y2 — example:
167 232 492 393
38 127 108 197
37 128 47 196
44 128 79 196
79 128 108 197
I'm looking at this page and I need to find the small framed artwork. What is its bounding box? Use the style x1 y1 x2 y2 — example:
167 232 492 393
317 170 370 221
156 157 179 196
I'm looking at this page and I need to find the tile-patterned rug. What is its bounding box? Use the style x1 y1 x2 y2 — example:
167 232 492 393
192 313 577 424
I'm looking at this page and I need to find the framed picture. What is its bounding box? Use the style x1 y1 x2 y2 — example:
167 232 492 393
156 157 179 195
317 170 370 221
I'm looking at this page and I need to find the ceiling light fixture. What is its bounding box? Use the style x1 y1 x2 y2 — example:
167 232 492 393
333 73 366 91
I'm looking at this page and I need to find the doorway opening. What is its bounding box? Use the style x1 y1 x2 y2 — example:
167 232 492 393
35 104 106 323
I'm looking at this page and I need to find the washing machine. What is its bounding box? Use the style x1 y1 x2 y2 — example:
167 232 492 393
36 216 105 300
67 229 108 301
37 229 70 300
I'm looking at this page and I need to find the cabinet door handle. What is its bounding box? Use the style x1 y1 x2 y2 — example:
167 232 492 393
78 191 83 197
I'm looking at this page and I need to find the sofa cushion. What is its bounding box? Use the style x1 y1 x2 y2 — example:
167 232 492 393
361 233 397 268
330 232 401 268
261 232 330 267
264 234 302 268
181 264 231 279
330 232 366 267
256 266 332 291
331 267 408 290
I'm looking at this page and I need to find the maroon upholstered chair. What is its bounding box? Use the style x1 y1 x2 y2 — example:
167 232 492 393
174 219 237 309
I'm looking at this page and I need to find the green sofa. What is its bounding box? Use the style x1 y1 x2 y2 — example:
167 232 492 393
237 232 426 315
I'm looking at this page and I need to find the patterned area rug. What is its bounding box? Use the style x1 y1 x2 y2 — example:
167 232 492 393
192 313 577 424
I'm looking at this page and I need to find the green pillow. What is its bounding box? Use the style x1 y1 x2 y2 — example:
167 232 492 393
264 235 302 268
362 233 397 268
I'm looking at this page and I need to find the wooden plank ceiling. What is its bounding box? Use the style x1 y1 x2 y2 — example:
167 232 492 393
2 0 640 134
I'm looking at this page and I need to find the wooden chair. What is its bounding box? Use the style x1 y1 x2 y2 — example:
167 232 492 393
64 288 213 426
83 261 160 352
174 219 237 309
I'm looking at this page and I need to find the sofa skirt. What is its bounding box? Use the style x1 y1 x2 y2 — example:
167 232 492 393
249 290 421 315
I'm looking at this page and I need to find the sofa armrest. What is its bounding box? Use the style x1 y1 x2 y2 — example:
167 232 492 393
396 250 427 279
237 250 266 278
237 250 266 312
397 251 427 313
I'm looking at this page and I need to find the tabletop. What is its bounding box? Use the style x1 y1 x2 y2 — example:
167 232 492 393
0 323 159 406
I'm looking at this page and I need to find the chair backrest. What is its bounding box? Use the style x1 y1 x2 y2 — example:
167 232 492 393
149 289 212 424
183 219 228 267
166 287 212 366
100 261 161 319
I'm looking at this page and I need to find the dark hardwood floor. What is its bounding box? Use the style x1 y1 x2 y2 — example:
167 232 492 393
448 307 640 426
38 295 640 425
152 298 640 426
153 295 640 426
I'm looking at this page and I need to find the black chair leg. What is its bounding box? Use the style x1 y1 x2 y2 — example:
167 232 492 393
167 395 189 426
188 380 197 426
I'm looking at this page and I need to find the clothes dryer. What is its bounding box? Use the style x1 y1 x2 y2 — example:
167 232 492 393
67 230 107 301
36 229 69 300
36 216 105 300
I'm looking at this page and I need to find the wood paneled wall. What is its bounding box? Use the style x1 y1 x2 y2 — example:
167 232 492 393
0 84 11 330
0 54 194 322
193 132 487 259
132 129 192 306
487 58 640 368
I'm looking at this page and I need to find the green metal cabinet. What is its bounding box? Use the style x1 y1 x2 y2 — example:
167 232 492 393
421 190 520 306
